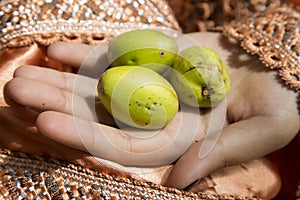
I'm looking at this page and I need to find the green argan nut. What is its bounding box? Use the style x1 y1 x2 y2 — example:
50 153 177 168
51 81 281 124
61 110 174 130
169 46 231 107
107 29 178 74
97 66 179 129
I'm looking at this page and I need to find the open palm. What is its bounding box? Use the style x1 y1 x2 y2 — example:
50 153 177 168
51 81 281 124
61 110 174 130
2 32 299 189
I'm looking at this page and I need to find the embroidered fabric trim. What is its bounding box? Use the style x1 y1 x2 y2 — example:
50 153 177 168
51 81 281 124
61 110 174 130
223 2 300 91
0 0 181 49
0 149 258 199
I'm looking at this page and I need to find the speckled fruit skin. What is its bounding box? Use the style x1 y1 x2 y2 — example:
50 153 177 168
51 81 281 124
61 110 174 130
107 29 178 74
97 66 179 129
169 46 230 108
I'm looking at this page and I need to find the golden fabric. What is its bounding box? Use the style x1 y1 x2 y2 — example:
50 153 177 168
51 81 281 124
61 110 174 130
0 0 181 50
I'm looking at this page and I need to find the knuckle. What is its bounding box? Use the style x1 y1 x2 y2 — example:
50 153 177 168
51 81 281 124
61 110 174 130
215 137 241 168
56 89 71 114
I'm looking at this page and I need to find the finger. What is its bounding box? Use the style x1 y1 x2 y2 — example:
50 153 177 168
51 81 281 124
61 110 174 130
5 76 72 113
166 114 300 189
47 42 95 67
13 65 98 98
14 65 75 91
35 111 84 151
36 110 199 167
47 42 109 77
36 111 129 161
4 76 98 121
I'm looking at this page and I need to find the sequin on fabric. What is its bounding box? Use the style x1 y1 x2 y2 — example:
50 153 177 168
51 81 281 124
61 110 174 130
223 2 300 91
0 0 181 49
0 149 258 199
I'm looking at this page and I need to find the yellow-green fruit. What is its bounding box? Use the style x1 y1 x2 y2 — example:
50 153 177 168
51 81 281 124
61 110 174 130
107 29 178 74
169 46 230 107
97 66 179 129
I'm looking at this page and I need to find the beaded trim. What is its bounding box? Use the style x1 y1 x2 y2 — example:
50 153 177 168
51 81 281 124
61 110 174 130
0 0 181 50
223 2 300 91
0 149 258 199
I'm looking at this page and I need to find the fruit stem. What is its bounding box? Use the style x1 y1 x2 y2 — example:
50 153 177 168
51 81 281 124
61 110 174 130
202 85 214 99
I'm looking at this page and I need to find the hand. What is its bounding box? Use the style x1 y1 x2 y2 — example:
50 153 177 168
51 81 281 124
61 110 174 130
166 32 300 188
3 32 300 189
0 44 115 169
4 41 210 168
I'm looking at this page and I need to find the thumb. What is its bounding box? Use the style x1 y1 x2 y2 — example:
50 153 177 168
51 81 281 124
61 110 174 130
165 115 296 189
